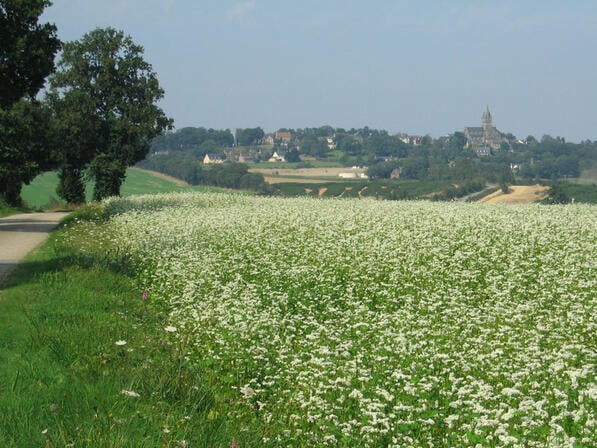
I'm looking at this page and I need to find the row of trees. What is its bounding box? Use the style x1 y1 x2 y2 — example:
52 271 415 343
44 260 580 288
151 127 234 152
1 1 171 206
150 126 269 151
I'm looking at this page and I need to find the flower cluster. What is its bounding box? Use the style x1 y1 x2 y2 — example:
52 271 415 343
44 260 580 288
88 192 595 447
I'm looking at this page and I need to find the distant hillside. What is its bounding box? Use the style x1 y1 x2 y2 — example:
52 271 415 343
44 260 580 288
21 168 198 209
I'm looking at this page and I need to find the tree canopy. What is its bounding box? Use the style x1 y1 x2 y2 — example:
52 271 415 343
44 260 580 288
235 127 264 146
48 27 172 202
0 0 60 205
0 0 60 108
151 127 234 153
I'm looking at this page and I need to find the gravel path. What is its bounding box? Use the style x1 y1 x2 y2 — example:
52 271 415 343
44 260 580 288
0 212 69 285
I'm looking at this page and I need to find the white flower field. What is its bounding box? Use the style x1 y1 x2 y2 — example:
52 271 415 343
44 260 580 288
86 192 595 446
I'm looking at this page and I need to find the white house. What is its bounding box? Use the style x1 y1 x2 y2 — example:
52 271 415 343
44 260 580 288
268 151 286 163
203 153 225 164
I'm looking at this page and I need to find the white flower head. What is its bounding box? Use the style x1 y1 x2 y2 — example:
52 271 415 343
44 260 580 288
164 325 178 333
121 389 141 398
115 340 127 346
240 384 256 398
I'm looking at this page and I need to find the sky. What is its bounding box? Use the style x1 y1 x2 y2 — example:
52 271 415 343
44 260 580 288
42 0 597 142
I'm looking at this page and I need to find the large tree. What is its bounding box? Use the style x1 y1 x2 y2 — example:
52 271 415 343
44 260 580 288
48 27 172 202
0 99 55 204
0 0 60 205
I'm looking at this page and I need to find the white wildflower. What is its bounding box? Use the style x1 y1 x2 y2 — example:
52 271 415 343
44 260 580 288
121 389 141 398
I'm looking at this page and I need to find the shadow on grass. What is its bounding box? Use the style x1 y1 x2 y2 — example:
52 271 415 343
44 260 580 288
1 252 135 291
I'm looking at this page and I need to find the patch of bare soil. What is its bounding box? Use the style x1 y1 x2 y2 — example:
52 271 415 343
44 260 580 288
479 185 549 204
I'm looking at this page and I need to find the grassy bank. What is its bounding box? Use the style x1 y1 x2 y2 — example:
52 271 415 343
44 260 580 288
21 168 197 210
0 211 251 447
0 200 24 217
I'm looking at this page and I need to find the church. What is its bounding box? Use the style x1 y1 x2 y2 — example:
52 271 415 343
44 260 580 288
464 106 507 155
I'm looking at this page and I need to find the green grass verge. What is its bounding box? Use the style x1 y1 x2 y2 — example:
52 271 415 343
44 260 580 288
0 212 254 447
0 200 25 217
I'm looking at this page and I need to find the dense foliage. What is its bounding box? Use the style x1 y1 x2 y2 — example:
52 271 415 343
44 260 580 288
0 0 60 108
137 155 266 191
47 27 172 202
236 127 265 146
0 99 55 205
75 192 596 447
0 0 60 205
151 127 234 153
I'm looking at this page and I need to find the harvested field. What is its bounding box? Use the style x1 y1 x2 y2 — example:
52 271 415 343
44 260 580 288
479 185 549 204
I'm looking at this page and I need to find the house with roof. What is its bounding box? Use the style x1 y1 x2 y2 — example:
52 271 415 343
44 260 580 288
203 153 225 164
268 151 286 162
275 131 292 146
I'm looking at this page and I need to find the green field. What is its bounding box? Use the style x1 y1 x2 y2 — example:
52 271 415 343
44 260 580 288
20 168 199 209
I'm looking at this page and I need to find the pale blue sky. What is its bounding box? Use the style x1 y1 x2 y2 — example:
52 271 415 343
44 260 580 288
43 0 597 142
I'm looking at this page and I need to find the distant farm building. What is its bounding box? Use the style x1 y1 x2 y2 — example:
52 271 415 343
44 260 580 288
275 131 292 145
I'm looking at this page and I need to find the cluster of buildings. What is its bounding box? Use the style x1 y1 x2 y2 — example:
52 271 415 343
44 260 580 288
203 106 512 164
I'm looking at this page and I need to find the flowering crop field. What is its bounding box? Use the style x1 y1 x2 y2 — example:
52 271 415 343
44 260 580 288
81 192 595 447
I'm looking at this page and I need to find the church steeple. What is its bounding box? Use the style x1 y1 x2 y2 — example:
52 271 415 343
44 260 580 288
482 105 492 129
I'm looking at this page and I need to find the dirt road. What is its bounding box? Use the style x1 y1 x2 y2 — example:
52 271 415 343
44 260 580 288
0 212 69 285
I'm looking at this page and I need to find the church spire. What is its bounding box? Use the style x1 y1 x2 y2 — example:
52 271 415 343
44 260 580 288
482 105 492 128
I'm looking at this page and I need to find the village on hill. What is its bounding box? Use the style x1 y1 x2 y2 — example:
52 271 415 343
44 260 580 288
141 106 596 203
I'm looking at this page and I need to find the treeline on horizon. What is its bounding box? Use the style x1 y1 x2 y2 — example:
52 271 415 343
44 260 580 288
140 125 597 199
